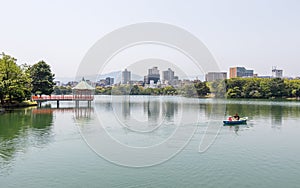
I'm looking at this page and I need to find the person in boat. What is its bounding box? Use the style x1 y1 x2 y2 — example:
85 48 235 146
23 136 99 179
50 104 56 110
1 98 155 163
228 116 233 121
233 113 240 120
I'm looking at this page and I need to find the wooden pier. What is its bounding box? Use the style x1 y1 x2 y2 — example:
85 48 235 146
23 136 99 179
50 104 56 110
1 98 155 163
32 95 94 108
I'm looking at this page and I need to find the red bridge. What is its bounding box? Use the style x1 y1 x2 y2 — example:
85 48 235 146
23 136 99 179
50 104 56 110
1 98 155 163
32 95 94 107
32 95 94 101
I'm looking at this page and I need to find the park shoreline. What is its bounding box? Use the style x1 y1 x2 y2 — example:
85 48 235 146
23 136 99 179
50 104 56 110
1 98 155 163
0 101 37 112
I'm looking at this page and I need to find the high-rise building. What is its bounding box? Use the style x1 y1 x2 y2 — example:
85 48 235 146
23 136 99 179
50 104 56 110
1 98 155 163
148 66 159 75
229 67 254 78
272 66 283 78
162 68 175 83
205 72 227 82
144 67 160 84
105 77 114 86
121 69 131 84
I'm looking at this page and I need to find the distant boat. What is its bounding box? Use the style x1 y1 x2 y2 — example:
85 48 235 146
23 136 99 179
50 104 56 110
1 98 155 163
223 117 248 125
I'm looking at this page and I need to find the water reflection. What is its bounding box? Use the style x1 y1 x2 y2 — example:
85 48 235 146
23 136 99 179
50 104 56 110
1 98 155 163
145 100 158 123
74 107 93 120
224 123 256 136
234 125 240 135
0 108 54 172
112 96 180 126
271 105 283 129
93 96 201 147
164 101 178 120
122 99 130 119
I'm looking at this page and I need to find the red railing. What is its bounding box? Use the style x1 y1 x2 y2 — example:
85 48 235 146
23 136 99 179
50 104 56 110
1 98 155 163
32 95 94 100
32 108 94 114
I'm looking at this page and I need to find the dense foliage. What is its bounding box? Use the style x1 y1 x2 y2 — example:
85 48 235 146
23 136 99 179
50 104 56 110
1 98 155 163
210 78 300 99
0 53 55 105
53 86 72 95
0 53 31 104
94 80 211 97
30 61 55 96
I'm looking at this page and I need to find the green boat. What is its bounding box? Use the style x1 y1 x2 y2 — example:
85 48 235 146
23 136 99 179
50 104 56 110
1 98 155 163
223 117 248 125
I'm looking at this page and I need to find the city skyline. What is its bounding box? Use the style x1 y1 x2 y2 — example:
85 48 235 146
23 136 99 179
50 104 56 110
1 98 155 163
57 64 289 84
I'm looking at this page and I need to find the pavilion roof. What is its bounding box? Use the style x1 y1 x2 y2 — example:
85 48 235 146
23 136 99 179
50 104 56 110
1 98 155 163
72 78 94 90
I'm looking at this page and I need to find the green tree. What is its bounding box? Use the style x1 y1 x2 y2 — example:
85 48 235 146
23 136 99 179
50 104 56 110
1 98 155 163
163 86 177 95
259 79 271 98
19 64 33 100
242 78 261 98
284 79 300 98
130 85 142 95
194 80 210 97
53 86 72 95
30 61 55 96
0 53 31 104
269 78 285 98
209 79 226 98
227 86 242 98
180 84 197 97
143 88 154 95
226 78 246 98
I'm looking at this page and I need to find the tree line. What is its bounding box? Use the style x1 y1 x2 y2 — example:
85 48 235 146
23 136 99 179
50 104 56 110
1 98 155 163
0 53 55 105
91 80 210 97
210 77 300 99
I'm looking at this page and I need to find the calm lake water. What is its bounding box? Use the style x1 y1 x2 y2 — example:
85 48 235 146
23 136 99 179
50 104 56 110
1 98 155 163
1 96 300 188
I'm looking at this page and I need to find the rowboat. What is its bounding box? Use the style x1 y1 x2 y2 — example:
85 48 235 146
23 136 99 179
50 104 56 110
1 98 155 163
223 117 248 125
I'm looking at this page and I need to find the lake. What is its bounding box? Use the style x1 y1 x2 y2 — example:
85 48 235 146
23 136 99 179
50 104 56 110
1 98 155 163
1 96 300 188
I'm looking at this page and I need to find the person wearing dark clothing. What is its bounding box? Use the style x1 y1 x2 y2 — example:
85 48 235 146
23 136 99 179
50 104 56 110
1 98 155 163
233 113 240 120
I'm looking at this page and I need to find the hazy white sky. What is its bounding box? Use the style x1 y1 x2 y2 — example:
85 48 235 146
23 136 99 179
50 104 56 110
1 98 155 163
0 0 299 79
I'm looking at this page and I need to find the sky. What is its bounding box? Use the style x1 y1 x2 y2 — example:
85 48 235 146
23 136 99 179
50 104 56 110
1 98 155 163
0 0 300 80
